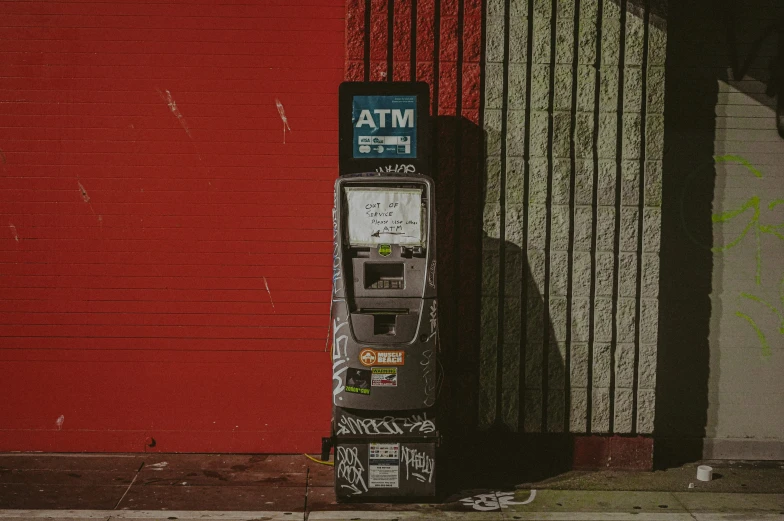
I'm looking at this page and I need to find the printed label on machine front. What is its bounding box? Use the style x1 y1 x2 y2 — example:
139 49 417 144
360 348 405 367
371 367 397 387
369 442 400 488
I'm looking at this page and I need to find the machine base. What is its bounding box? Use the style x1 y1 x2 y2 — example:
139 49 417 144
334 439 437 501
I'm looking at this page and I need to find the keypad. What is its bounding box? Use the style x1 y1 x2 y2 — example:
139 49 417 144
369 280 403 289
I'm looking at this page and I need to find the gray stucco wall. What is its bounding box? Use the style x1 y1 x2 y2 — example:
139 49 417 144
703 4 784 454
659 0 784 460
479 0 666 434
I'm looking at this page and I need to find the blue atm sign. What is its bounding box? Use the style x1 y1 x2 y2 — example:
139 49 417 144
352 95 417 159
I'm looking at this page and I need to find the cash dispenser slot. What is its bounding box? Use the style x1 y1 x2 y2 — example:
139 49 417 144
350 304 418 344
359 308 408 335
374 313 396 335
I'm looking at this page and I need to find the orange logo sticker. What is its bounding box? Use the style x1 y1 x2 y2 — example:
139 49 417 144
359 348 405 367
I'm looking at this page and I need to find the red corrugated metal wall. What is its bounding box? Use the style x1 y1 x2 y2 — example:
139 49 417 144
0 0 344 452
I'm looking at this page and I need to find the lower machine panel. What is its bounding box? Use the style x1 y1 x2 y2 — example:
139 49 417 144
335 440 437 501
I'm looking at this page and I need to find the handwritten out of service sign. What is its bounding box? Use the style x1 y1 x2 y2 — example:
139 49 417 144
346 187 423 246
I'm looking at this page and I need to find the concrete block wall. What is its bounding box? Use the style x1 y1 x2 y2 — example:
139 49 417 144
480 0 666 435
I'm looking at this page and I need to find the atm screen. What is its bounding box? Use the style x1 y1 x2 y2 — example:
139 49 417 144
345 187 423 246
352 95 417 159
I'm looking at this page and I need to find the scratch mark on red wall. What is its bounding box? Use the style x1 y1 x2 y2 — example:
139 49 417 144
9 222 19 242
275 98 292 144
158 89 192 138
76 179 102 223
77 181 91 203
56 415 64 431
263 276 277 312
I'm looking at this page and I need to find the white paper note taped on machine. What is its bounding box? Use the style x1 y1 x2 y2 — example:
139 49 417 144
345 187 424 246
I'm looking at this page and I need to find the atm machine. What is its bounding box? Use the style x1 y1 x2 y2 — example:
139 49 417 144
323 82 439 501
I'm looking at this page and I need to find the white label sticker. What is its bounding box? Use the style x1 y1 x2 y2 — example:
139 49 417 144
346 188 423 246
368 442 400 488
371 367 398 387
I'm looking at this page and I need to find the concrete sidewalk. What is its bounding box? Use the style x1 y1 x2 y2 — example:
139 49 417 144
0 454 782 520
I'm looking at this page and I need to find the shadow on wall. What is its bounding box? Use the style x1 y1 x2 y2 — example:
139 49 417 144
656 0 783 468
626 0 784 126
431 115 568 492
722 3 784 137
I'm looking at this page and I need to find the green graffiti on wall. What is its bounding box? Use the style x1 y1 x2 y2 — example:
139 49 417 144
710 155 784 357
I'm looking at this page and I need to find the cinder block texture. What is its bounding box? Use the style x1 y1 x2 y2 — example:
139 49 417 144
480 0 665 436
525 388 543 433
548 388 566 432
570 388 588 432
637 389 656 433
502 340 522 429
614 388 634 433
592 387 611 433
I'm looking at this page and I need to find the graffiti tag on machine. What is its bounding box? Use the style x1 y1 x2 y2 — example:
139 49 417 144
459 490 537 511
332 202 343 296
400 446 434 483
421 350 436 407
336 413 436 436
428 300 438 341
376 164 417 174
418 300 437 407
332 310 350 402
336 446 368 495
359 348 405 367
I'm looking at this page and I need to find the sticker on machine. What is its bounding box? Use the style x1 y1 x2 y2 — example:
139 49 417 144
360 348 405 367
344 368 371 395
369 442 400 488
371 367 398 387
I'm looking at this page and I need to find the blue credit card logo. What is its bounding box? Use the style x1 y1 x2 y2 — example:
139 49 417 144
353 95 417 159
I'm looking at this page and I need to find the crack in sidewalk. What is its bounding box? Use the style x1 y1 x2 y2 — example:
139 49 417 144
303 467 311 521
114 461 145 510
669 490 699 521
